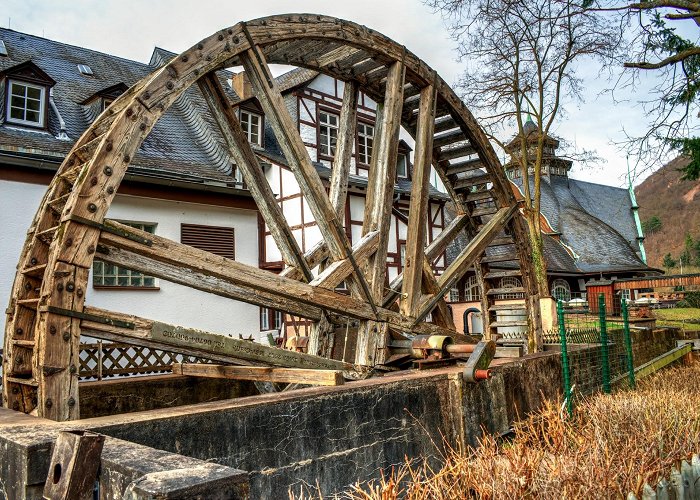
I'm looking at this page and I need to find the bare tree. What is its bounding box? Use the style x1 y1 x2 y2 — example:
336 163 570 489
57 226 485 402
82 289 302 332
428 0 621 296
608 2 700 180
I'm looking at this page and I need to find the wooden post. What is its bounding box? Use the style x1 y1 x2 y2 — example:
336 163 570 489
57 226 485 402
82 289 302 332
308 80 359 356
43 430 105 500
198 73 312 281
356 61 405 366
400 82 436 318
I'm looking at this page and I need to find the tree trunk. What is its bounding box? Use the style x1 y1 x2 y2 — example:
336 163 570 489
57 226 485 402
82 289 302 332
525 208 550 297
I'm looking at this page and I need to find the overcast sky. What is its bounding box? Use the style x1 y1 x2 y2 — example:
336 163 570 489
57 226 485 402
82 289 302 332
2 0 683 187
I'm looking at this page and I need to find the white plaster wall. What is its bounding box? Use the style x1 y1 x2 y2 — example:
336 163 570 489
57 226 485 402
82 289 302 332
308 74 340 98
0 180 263 346
89 194 261 338
0 180 46 347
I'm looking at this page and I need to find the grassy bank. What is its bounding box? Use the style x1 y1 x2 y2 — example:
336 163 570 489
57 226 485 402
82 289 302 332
328 362 700 499
655 307 700 332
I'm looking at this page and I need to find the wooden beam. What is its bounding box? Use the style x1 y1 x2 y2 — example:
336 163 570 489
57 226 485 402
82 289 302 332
95 220 454 339
280 240 328 281
198 73 312 281
309 231 380 290
81 306 360 373
356 60 405 366
420 259 456 330
239 42 375 306
414 205 517 323
399 83 436 318
172 363 345 386
96 236 322 321
383 213 470 308
329 80 358 218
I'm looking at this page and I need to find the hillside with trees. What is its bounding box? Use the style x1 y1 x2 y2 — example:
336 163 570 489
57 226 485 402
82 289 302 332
636 156 700 270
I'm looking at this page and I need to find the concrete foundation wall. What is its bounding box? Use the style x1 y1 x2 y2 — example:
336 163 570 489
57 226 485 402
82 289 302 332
79 374 259 418
0 328 684 499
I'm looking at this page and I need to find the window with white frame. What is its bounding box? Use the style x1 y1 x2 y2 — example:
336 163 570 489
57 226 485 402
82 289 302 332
260 307 284 331
465 275 481 301
260 307 270 331
7 80 45 126
397 153 408 178
357 122 374 164
319 111 339 157
497 276 524 299
93 222 157 288
240 110 262 146
551 279 571 302
449 286 460 303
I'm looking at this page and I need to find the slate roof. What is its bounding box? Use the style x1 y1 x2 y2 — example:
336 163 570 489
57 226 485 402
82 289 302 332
511 175 650 274
0 28 428 199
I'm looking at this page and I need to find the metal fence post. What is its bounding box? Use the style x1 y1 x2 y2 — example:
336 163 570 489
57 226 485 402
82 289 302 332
621 299 636 388
557 300 573 416
598 293 611 394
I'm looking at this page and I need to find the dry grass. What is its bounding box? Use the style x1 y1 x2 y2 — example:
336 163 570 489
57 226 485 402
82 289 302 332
291 362 700 499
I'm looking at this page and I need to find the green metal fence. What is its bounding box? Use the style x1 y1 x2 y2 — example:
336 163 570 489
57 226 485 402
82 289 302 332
556 293 636 415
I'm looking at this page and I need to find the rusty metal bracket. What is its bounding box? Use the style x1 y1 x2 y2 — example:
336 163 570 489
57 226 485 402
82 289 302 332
68 215 153 246
42 306 135 330
463 340 496 383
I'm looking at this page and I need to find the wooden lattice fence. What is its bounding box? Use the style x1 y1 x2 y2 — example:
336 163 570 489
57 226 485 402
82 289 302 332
78 341 213 381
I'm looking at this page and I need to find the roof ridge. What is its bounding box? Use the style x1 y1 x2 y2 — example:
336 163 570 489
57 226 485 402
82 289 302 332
0 27 152 69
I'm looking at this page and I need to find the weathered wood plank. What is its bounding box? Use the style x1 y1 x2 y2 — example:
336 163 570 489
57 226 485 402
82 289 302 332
382 213 470 308
35 261 89 420
400 82 436 318
96 221 454 338
198 72 311 281
414 205 517 323
96 235 322 321
356 60 405 365
329 80 358 219
309 231 379 290
172 363 345 386
81 306 360 373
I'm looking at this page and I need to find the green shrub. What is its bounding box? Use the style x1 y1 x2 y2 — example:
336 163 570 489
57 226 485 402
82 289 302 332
679 291 700 308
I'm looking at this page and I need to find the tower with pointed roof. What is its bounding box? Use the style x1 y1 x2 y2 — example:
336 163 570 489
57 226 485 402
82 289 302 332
503 116 573 182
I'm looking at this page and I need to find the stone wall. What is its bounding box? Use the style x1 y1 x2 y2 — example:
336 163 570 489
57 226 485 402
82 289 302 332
79 374 258 418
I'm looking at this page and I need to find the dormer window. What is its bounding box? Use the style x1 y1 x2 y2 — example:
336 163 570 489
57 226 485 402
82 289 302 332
1 61 55 129
101 98 114 111
7 80 46 127
240 109 262 146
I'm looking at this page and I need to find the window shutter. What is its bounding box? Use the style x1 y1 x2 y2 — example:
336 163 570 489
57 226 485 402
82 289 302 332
181 223 235 259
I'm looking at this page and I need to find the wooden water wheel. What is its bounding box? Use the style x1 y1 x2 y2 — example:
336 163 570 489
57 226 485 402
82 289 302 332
3 14 542 421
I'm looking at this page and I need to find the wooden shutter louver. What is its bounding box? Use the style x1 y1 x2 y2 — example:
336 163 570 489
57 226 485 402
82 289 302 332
181 223 235 259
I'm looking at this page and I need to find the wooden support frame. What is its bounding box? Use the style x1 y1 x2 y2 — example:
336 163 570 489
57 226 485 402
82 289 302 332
172 363 345 386
2 14 542 420
414 205 517 324
355 61 405 366
400 82 436 318
95 221 456 338
239 41 376 309
198 73 312 282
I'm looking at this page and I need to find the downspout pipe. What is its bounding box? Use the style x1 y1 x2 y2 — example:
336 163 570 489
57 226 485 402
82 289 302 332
49 91 70 141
